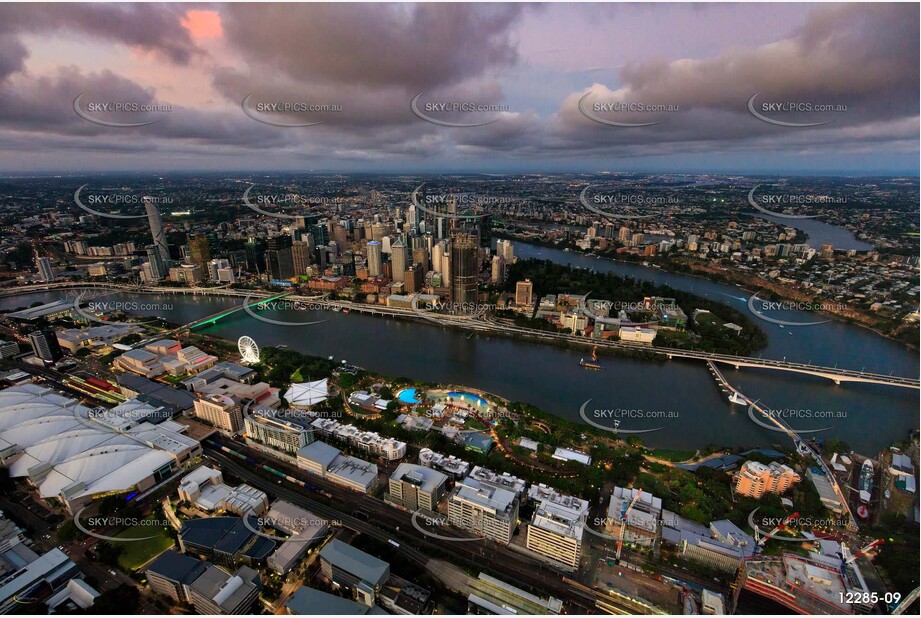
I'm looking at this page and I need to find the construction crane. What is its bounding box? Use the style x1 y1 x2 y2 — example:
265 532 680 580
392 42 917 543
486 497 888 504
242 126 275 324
841 538 884 565
756 511 798 546
615 489 643 562
891 586 919 615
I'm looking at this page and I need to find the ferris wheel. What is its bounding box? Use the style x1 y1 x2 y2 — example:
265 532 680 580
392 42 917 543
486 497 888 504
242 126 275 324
238 335 260 364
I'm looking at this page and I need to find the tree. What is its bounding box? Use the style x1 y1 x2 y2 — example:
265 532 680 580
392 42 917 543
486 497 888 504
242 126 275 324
57 519 85 543
90 585 140 615
95 541 124 567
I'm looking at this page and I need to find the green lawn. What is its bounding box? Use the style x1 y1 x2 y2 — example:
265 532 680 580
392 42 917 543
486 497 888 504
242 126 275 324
114 517 175 572
649 448 697 462
694 311 724 328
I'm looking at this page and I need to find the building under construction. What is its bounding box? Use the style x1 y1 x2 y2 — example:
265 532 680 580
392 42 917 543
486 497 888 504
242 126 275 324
732 553 875 615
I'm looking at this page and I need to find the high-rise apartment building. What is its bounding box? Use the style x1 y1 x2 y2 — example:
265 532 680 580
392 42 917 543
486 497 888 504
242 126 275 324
36 254 55 282
146 245 166 281
490 255 505 283
450 233 478 305
144 197 170 263
733 461 801 498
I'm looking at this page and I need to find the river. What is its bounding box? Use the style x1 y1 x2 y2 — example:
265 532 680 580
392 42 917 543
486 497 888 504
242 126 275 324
747 213 873 251
1 243 916 454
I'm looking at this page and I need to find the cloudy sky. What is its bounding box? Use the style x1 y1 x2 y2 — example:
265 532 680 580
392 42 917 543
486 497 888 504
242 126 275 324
0 3 917 175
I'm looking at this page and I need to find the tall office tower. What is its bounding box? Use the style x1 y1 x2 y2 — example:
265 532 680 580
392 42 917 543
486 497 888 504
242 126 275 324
406 204 419 232
29 328 62 364
370 223 388 242
36 254 55 282
295 214 321 229
244 238 267 273
436 216 446 239
187 234 211 270
145 245 166 281
412 247 430 273
341 251 356 276
292 241 312 276
424 233 435 256
432 246 443 274
515 279 533 307
404 263 424 293
490 255 505 283
441 242 451 286
309 223 329 246
367 241 383 277
446 197 458 233
391 239 408 282
450 233 479 305
266 235 294 280
144 196 170 263
333 225 348 249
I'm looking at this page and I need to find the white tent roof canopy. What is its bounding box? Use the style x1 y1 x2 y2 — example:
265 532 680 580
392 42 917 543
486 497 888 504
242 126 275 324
284 379 329 407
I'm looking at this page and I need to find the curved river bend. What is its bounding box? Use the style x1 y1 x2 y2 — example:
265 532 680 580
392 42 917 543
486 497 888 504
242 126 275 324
2 243 916 454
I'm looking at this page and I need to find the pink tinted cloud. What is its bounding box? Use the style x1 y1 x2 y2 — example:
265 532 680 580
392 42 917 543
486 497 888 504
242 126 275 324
181 9 222 40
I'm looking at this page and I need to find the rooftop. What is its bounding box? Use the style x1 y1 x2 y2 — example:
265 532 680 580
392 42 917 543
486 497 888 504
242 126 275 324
319 539 389 587
391 463 448 494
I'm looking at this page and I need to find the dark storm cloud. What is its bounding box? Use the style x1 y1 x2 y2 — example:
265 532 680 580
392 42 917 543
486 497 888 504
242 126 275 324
0 35 27 82
218 3 524 90
453 3 919 163
0 64 304 153
0 3 915 172
0 3 199 64
560 3 918 131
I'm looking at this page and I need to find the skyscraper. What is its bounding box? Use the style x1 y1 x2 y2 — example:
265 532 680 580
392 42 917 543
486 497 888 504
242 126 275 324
366 241 383 278
450 233 479 306
29 328 62 364
188 233 211 270
266 235 294 281
391 238 408 282
146 245 166 281
292 240 312 276
404 263 424 294
496 239 515 264
412 247 430 273
244 238 267 273
36 254 55 282
490 254 505 283
144 196 170 263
